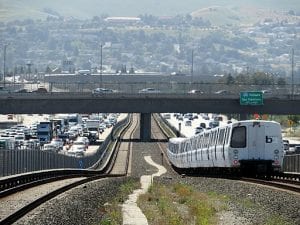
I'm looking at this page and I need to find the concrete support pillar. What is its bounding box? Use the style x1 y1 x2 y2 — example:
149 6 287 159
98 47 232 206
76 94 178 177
140 113 151 141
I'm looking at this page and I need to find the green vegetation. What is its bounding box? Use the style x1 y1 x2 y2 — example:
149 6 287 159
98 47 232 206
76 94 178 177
98 178 139 225
138 183 222 225
98 180 294 225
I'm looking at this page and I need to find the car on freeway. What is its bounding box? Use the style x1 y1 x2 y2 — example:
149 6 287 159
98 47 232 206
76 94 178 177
92 88 117 94
14 88 31 93
138 88 161 93
0 86 10 94
214 90 232 95
71 140 87 151
50 138 64 151
185 120 192 126
283 139 289 152
42 143 59 153
163 113 171 119
195 126 204 134
199 122 206 128
188 89 204 94
261 89 272 94
67 148 84 157
32 87 48 93
76 136 89 148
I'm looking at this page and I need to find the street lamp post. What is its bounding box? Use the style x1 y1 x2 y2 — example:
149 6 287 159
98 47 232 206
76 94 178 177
100 44 103 88
191 49 194 84
291 48 294 99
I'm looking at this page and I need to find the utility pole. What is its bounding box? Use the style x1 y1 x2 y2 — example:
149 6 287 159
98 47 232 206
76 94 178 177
100 44 103 88
26 62 33 80
191 50 194 83
3 44 8 88
291 48 294 99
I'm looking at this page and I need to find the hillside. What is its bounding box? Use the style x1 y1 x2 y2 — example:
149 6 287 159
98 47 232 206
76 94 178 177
0 0 299 23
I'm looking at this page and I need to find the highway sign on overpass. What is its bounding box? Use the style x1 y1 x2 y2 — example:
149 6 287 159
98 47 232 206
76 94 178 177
240 91 263 105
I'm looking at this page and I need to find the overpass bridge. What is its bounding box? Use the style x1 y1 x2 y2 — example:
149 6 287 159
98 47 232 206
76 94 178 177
1 92 300 140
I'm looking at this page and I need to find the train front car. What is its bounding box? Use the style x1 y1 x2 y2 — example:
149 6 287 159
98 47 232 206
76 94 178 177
167 137 187 169
230 120 284 175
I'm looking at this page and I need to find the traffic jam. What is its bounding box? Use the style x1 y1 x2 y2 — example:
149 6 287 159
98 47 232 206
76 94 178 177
0 113 122 157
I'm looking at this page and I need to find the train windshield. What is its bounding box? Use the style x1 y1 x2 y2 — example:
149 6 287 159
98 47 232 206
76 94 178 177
230 126 246 148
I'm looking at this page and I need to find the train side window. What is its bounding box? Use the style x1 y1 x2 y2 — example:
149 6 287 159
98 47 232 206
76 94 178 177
225 127 231 144
218 129 225 145
230 126 246 148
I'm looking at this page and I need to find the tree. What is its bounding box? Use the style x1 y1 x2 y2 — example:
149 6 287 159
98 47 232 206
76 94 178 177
277 77 286 85
129 66 135 74
226 74 235 84
288 115 300 125
45 66 52 74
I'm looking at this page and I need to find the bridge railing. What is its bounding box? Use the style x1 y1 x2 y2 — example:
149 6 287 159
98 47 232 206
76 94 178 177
47 82 298 95
0 115 129 177
4 81 298 96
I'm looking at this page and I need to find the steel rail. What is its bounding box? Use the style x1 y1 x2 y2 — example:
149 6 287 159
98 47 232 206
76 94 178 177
0 174 121 225
240 177 300 194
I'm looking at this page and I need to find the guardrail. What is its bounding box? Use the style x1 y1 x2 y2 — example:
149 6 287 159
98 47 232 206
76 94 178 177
0 115 130 177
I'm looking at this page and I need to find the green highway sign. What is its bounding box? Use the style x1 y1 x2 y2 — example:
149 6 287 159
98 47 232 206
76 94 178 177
240 91 263 105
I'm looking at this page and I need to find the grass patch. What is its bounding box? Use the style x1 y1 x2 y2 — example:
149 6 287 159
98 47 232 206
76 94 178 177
98 178 140 225
138 182 222 225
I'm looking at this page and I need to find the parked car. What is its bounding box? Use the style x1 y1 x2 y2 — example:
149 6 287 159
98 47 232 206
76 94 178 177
138 88 161 93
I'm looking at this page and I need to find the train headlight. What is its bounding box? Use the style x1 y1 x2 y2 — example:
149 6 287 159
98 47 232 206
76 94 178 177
234 155 238 159
233 149 238 154
274 149 279 154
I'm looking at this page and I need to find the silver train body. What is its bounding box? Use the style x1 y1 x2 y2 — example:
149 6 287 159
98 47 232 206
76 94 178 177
167 120 284 174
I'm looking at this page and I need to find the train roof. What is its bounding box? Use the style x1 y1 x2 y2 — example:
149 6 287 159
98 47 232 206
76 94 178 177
190 120 280 138
232 120 280 126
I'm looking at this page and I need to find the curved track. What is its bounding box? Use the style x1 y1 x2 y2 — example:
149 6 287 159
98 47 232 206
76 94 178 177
0 114 138 225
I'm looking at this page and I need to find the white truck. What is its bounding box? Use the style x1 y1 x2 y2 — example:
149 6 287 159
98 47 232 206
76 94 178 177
84 120 100 144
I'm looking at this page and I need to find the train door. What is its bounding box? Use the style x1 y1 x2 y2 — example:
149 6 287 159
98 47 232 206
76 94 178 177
248 124 265 159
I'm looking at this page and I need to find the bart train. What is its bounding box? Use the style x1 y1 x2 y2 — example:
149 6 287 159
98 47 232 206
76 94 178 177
167 120 284 175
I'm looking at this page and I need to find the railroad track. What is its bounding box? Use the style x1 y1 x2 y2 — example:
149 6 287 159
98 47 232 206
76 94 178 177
0 114 138 225
240 177 300 194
